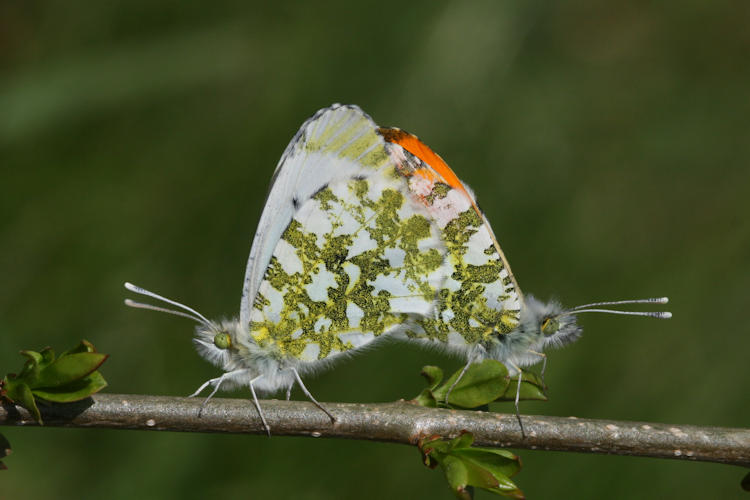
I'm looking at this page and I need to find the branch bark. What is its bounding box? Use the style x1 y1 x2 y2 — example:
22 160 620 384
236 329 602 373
1 393 748 467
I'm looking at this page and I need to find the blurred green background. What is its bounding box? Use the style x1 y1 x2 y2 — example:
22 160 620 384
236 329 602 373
1 1 748 498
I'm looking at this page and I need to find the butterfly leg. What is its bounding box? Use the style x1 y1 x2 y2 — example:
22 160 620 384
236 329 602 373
445 357 473 406
189 379 214 399
526 349 548 396
444 347 480 406
248 375 271 437
290 367 336 424
189 369 253 417
506 360 526 439
285 385 292 401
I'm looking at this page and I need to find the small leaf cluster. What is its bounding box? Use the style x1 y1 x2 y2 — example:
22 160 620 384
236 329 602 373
415 360 546 409
420 431 524 499
1 340 108 425
413 360 546 497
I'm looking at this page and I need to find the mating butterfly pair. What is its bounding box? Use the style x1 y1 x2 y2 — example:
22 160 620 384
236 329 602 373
126 104 670 436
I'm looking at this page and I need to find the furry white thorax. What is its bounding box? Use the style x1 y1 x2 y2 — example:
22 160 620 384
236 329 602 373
193 319 297 394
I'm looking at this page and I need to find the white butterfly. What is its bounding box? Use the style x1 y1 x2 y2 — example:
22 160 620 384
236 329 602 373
126 104 670 436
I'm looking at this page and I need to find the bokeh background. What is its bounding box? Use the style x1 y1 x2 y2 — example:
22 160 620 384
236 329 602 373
1 1 748 498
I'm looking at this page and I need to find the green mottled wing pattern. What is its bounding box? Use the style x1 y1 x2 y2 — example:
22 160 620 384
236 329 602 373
248 174 448 361
403 182 520 345
240 105 393 328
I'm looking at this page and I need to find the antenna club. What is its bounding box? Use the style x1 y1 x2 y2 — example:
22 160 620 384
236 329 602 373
660 312 673 319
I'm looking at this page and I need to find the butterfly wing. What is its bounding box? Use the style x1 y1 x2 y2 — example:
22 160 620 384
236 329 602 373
378 128 522 346
240 104 392 327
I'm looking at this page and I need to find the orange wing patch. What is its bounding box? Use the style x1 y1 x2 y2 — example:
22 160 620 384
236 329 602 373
378 127 481 216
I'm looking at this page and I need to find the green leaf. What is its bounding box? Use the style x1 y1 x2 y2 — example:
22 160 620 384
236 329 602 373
441 455 472 500
1 375 27 404
16 348 57 385
33 371 108 403
32 352 108 388
420 365 444 390
415 388 437 408
453 448 521 479
19 350 43 366
60 339 97 356
419 432 525 499
441 451 524 499
460 456 524 498
496 372 547 402
15 382 42 425
421 435 452 456
462 458 509 490
40 347 56 365
434 360 510 408
449 431 475 450
16 351 42 383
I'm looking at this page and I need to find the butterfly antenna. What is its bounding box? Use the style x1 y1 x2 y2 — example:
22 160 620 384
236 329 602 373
124 282 213 326
559 297 671 319
124 299 208 325
570 297 669 310
559 308 671 319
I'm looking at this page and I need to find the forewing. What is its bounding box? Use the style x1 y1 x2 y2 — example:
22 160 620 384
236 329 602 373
380 131 522 346
248 174 449 362
240 105 395 326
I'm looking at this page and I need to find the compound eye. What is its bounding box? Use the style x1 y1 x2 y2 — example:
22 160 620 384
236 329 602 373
541 318 559 336
213 332 232 349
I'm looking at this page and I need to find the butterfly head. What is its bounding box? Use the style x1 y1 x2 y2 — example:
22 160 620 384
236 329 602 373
522 294 672 353
192 319 238 368
522 296 583 350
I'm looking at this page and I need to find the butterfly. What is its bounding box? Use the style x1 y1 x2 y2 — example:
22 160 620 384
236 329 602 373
125 104 671 436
